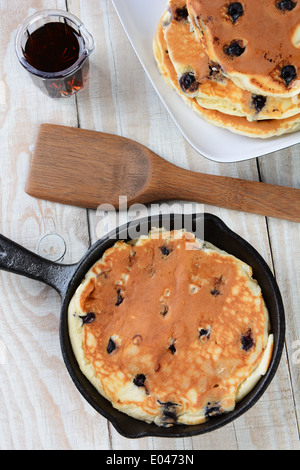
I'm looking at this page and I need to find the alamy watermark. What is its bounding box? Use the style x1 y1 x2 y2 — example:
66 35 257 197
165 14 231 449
95 197 205 242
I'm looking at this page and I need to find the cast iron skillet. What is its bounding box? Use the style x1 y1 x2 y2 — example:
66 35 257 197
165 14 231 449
0 213 285 438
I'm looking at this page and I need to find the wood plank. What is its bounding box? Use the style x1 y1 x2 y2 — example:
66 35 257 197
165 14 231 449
258 145 300 438
0 0 109 450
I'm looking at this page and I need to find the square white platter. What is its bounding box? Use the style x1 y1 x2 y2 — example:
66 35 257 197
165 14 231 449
112 0 300 163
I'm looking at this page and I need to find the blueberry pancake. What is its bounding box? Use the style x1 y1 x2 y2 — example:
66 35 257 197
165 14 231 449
68 229 273 427
187 0 300 97
154 16 300 138
163 0 300 120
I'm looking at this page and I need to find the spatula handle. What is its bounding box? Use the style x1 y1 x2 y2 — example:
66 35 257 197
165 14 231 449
162 168 300 222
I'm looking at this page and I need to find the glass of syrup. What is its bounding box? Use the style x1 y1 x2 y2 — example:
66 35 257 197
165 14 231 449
15 10 94 98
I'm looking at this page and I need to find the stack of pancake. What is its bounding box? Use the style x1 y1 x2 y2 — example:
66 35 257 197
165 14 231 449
153 0 300 138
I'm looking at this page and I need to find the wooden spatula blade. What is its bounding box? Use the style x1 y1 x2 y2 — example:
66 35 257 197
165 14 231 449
26 124 152 209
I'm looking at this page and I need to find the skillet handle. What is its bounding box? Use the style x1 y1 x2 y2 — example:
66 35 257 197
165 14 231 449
0 234 77 297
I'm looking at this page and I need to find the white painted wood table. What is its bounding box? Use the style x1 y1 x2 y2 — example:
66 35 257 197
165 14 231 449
0 0 299 451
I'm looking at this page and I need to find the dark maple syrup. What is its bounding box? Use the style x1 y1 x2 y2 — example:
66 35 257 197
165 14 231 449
23 21 90 98
24 22 81 73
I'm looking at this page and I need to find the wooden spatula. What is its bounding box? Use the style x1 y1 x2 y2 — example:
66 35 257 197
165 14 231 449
25 124 300 222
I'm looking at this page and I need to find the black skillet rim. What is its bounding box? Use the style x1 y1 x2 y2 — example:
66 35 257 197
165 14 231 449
59 213 285 439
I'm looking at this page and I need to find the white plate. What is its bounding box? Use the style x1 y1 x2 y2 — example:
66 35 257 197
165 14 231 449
112 0 300 163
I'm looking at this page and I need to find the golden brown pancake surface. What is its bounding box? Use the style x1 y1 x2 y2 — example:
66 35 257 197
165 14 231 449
187 0 300 97
163 0 300 120
68 229 273 426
